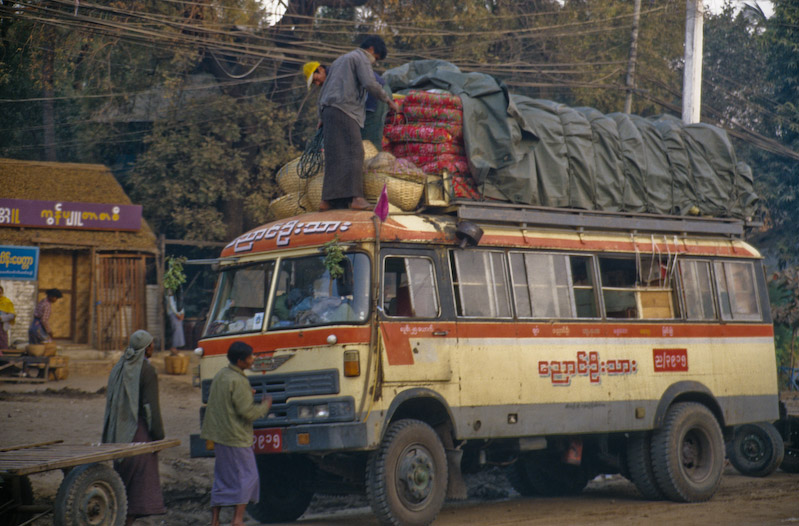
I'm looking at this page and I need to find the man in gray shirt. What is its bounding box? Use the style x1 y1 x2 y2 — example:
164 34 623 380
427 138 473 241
318 35 399 211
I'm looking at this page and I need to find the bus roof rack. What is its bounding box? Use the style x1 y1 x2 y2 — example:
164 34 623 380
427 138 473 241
447 200 748 238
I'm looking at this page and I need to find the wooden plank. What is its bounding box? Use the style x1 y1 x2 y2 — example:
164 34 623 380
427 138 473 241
0 439 180 476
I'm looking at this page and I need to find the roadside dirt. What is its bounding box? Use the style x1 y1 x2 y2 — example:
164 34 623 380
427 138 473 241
1 364 798 525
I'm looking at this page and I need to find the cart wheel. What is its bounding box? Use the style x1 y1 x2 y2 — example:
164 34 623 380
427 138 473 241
53 463 127 526
0 475 34 526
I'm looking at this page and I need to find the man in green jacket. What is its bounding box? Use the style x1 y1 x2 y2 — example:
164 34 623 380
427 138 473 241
201 341 272 526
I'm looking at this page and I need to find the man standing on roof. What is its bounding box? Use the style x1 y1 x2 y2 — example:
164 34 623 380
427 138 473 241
312 35 399 211
303 60 392 153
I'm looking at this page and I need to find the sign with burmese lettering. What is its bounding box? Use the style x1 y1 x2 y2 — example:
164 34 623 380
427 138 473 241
0 245 39 280
0 198 142 231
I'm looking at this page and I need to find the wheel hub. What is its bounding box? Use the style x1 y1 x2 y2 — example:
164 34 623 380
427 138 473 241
399 447 435 503
741 433 767 462
81 483 113 526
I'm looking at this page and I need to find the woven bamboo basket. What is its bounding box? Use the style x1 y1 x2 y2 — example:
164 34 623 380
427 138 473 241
165 354 190 375
276 159 303 194
303 175 324 211
43 342 57 357
363 140 378 161
27 344 45 357
364 171 424 211
269 193 305 220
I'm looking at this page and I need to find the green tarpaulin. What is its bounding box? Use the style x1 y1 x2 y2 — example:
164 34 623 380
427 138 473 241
383 60 757 219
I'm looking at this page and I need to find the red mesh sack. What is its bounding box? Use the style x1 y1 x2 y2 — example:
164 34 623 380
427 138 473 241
402 105 463 124
384 124 454 144
390 142 466 157
450 173 482 199
401 154 464 168
421 158 470 176
404 90 463 109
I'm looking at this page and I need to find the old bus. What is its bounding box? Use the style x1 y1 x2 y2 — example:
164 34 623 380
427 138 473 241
192 202 778 525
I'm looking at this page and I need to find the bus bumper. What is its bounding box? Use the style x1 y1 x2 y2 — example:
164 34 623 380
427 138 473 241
189 421 368 458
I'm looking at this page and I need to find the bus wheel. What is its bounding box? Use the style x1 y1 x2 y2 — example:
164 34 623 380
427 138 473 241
650 402 724 502
519 450 589 496
626 432 665 500
366 419 448 526
247 454 315 523
727 422 785 477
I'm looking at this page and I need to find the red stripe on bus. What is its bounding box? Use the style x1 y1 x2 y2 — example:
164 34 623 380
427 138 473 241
199 327 372 356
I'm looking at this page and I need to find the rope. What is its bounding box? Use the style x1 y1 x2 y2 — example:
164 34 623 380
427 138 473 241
298 128 324 180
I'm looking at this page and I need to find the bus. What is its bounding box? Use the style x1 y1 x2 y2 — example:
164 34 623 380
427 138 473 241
191 201 778 526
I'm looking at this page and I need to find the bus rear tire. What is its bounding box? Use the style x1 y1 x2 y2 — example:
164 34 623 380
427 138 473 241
650 402 724 502
727 422 784 477
247 454 315 523
365 419 448 526
626 432 665 500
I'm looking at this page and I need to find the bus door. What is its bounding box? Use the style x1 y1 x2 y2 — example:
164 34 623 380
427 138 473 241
378 248 454 383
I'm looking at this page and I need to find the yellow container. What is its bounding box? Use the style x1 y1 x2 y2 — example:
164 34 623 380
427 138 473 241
165 354 190 375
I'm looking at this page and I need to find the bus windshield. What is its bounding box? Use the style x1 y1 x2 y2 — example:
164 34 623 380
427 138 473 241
204 253 371 337
268 253 371 329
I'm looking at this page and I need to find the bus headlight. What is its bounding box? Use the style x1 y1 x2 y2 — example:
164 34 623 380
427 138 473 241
314 404 330 419
298 406 313 419
194 347 204 356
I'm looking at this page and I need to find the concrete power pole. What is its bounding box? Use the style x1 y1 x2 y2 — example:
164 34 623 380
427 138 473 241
624 0 642 114
683 0 704 124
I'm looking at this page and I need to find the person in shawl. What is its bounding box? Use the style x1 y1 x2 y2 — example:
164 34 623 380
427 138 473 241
201 341 272 526
102 330 166 526
0 285 16 351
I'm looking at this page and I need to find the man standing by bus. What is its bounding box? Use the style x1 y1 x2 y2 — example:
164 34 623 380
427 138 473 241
316 35 399 212
201 341 272 526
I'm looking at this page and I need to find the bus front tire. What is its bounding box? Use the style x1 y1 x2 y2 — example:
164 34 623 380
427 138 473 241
650 402 724 502
365 419 448 526
727 422 785 477
246 454 315 523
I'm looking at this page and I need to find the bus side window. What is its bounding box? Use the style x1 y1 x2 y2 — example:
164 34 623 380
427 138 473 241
571 256 598 318
383 256 439 318
451 250 511 318
599 257 638 319
679 260 716 320
714 261 761 321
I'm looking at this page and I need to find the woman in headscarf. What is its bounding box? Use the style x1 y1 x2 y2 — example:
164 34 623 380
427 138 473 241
0 285 16 351
102 330 166 526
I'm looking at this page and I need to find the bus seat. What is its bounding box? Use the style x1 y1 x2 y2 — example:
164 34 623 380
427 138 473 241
395 285 413 317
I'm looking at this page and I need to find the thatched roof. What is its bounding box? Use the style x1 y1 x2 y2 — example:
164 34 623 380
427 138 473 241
0 158 158 253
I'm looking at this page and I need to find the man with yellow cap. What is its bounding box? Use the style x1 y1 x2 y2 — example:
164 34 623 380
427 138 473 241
303 35 398 211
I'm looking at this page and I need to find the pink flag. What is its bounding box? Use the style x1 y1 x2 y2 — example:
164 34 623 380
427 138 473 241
374 183 389 222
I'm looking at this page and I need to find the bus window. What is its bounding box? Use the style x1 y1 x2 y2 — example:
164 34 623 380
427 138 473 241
204 262 274 336
268 253 370 329
451 250 511 318
571 256 599 317
679 260 716 320
714 261 761 321
382 257 439 318
599 257 638 318
509 253 571 318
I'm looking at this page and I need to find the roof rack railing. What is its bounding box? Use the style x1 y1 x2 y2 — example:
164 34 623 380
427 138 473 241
448 200 747 238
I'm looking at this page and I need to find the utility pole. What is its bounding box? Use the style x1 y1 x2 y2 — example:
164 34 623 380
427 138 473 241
682 0 704 124
624 0 642 114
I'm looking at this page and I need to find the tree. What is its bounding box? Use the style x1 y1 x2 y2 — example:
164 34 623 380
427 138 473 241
127 94 298 241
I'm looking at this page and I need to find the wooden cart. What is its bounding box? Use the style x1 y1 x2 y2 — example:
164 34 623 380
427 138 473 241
0 438 180 526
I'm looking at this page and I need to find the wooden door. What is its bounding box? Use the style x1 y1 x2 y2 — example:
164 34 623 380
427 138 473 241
96 255 147 350
36 250 76 340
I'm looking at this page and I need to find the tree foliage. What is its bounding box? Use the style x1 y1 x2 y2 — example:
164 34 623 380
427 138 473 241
128 94 297 241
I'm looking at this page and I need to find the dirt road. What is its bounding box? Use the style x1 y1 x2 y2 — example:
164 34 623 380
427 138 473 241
1 361 798 525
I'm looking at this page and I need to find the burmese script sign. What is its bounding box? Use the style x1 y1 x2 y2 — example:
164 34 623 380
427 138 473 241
0 198 142 231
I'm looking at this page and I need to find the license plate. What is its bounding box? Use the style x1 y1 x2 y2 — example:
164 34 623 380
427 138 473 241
252 428 283 453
